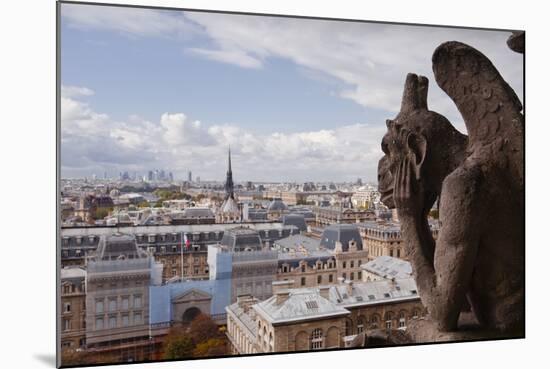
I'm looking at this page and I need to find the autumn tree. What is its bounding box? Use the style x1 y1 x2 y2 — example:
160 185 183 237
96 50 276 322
192 338 227 358
188 313 221 344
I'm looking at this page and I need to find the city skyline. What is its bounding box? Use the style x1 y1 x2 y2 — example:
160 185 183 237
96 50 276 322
60 3 523 182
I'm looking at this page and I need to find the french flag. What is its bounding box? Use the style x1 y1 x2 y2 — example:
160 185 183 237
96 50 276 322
183 233 191 249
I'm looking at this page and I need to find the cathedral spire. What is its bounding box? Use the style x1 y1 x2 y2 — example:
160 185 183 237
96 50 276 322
225 146 234 199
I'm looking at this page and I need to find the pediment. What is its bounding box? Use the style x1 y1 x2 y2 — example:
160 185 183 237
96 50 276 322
172 288 212 303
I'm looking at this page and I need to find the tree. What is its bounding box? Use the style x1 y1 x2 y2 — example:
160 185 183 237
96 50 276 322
163 328 195 360
188 313 221 344
192 338 227 358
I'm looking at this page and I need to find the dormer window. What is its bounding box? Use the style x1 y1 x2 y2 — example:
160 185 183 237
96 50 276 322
88 236 95 244
148 234 156 243
76 237 82 245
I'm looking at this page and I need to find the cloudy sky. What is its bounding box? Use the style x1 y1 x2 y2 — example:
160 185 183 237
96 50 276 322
60 3 523 183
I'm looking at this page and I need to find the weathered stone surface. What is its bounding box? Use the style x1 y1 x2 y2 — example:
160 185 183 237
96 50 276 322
377 35 524 340
507 31 525 54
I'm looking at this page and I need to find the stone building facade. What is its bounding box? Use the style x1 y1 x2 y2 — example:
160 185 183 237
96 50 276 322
60 222 299 282
358 221 439 261
60 267 87 350
313 206 375 226
226 277 425 354
84 234 163 362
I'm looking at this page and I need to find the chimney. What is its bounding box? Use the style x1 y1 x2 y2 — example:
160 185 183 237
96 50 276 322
319 285 330 300
276 290 290 305
272 280 294 294
344 280 353 295
237 294 256 313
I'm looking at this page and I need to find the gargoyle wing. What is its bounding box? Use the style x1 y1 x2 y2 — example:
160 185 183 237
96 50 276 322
432 41 524 187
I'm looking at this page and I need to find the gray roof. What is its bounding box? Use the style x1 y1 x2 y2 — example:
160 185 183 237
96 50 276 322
319 224 363 251
281 213 307 232
329 278 418 307
97 234 146 260
361 256 412 280
220 227 263 252
267 198 288 212
182 207 215 218
254 289 349 325
274 234 320 252
61 266 86 280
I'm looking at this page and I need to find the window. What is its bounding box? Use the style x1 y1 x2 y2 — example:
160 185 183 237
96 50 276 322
95 299 104 313
343 261 347 268
357 317 365 333
301 265 306 273
64 302 71 313
109 298 117 312
172 268 177 276
63 319 71 331
134 312 142 325
109 316 117 329
350 272 354 280
133 295 142 309
397 249 401 258
317 275 322 284
160 246 166 253
301 277 306 286
358 259 362 266
194 267 199 274
350 261 354 268
328 274 333 283
172 245 177 253
95 317 104 330
311 329 323 350
342 273 347 280
122 314 129 327
121 297 129 310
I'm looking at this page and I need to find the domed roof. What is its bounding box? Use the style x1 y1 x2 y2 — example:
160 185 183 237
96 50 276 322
268 198 288 212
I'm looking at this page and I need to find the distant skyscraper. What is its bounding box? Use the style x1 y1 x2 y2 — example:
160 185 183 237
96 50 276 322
147 170 153 181
168 172 174 182
188 171 192 182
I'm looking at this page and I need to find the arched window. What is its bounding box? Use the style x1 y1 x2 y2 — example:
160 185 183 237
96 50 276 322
357 316 365 333
345 318 353 336
310 328 323 350
399 311 406 328
385 312 393 329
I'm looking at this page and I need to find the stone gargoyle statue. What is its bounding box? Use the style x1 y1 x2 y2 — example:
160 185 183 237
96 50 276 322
377 38 524 339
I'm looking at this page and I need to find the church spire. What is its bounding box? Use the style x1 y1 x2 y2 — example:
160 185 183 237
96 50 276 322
224 146 234 199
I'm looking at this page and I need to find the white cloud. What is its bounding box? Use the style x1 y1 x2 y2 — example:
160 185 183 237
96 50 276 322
183 13 523 130
61 85 385 182
187 48 263 69
61 3 199 39
61 85 94 98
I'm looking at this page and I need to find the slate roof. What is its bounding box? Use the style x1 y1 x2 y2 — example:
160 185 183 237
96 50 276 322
254 289 349 325
267 198 288 212
182 207 215 218
319 224 363 251
281 213 308 232
220 227 263 252
329 278 418 307
361 256 412 280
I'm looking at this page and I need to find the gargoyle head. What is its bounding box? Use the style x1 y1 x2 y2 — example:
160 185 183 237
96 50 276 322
378 73 466 212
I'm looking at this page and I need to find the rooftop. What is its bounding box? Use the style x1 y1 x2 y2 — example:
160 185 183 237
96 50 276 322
319 224 363 251
361 256 413 280
254 288 349 325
